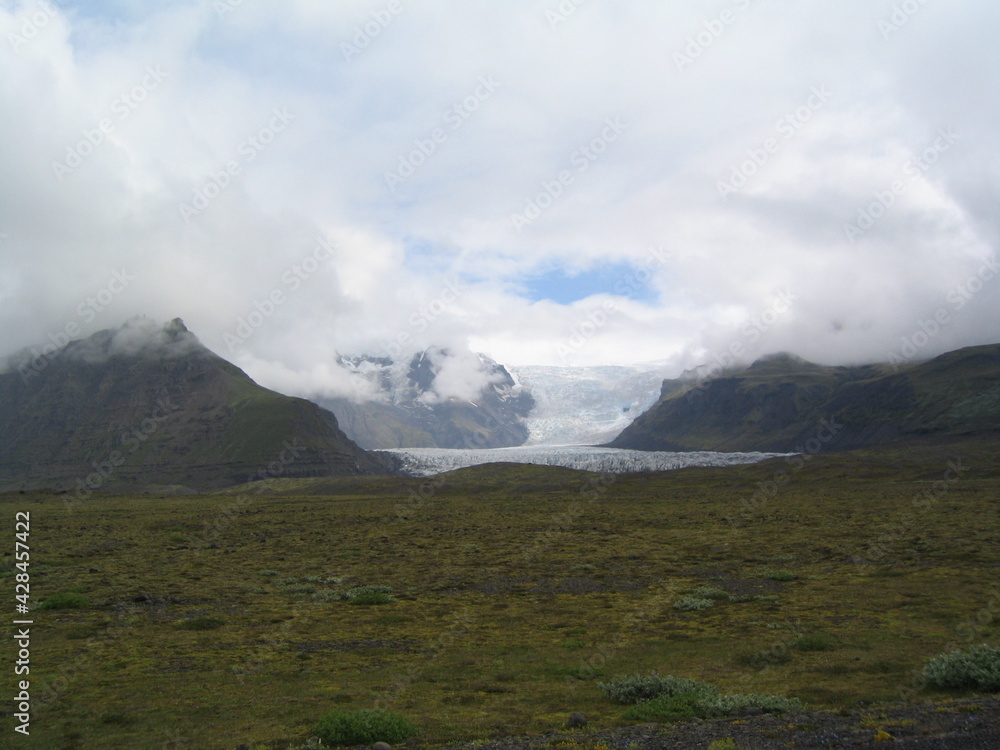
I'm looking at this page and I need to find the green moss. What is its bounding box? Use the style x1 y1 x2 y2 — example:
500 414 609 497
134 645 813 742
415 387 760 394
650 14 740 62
3 439 1000 747
673 595 714 611
38 592 88 610
923 645 1000 691
760 568 797 582
621 691 702 722
795 633 832 651
314 708 416 745
176 617 225 631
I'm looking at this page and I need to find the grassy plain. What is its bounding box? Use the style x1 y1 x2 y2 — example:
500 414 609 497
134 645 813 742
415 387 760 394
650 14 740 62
2 437 999 749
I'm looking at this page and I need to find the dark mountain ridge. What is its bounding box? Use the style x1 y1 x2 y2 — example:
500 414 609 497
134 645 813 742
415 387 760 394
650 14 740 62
0 319 392 492
609 343 1000 453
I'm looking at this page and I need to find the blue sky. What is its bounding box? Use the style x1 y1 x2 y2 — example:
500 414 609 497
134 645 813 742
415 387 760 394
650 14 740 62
521 264 660 306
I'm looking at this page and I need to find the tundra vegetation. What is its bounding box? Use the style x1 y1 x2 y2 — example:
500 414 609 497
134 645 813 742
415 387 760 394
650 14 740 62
1 437 998 748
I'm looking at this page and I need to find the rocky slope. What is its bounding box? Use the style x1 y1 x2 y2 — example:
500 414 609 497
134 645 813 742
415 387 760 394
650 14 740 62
318 348 535 449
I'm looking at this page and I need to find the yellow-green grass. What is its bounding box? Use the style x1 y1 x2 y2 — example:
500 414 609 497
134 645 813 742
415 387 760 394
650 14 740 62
2 439 999 748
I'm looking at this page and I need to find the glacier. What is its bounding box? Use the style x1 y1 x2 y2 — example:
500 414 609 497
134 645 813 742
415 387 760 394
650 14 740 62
508 363 674 445
377 445 788 477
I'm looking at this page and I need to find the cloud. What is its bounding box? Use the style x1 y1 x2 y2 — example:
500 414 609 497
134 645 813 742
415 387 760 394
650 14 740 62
416 347 504 404
1 315 203 376
0 0 997 400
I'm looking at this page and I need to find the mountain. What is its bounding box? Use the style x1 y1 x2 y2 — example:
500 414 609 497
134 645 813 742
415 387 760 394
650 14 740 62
0 318 392 492
508 363 673 445
317 348 535 449
609 344 1000 453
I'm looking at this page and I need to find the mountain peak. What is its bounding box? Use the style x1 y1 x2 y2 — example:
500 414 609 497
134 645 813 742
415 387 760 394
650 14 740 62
0 319 390 491
55 317 207 366
318 348 534 449
747 352 815 370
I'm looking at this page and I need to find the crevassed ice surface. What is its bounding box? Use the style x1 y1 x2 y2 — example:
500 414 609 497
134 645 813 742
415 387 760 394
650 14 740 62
377 445 788 477
509 364 672 445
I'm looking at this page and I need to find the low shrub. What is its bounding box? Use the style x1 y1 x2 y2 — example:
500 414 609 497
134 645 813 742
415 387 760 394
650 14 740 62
314 708 416 746
696 692 802 716
795 633 831 652
621 692 702 723
922 644 1000 691
601 673 801 725
312 590 344 603
673 596 714 611
693 586 731 600
598 673 716 704
38 592 88 610
708 740 738 750
344 585 395 605
289 739 327 750
349 592 395 605
760 568 797 582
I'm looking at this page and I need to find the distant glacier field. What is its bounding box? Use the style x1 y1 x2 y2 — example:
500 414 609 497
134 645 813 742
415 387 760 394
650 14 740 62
377 445 788 477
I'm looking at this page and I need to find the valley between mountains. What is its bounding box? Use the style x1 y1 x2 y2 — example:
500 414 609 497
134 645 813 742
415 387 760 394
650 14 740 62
1 319 999 749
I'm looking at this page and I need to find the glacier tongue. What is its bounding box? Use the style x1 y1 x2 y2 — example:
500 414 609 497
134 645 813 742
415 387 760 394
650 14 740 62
377 445 788 477
509 363 673 445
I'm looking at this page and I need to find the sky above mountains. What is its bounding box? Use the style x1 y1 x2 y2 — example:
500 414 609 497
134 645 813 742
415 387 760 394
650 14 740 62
0 0 998 401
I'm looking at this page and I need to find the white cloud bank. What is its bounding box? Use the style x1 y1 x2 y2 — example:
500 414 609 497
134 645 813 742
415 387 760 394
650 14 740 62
0 0 997 402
